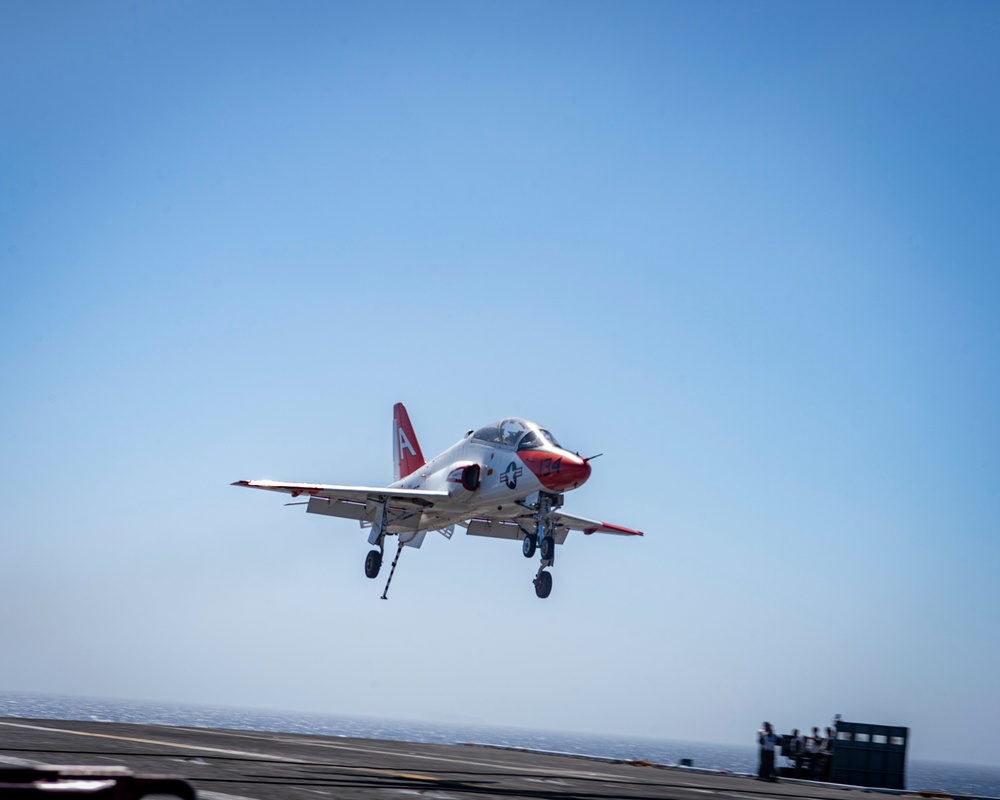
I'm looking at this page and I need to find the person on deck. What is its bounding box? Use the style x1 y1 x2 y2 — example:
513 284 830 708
817 727 836 780
757 722 780 782
805 727 821 777
787 729 805 777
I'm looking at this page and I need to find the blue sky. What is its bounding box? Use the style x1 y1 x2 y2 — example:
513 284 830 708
2 1 998 767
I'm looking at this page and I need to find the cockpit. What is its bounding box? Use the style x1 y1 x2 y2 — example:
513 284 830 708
471 418 562 451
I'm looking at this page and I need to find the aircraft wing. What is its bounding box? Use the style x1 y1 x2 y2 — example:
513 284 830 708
463 510 643 541
551 510 644 537
231 480 450 509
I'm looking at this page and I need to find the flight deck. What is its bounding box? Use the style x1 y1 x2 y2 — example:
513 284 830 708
0 716 908 800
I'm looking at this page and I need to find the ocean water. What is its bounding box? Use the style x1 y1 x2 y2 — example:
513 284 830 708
1 694 998 797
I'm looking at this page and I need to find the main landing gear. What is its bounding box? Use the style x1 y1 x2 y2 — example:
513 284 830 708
364 549 382 579
364 499 404 600
366 502 388 580
365 533 405 600
522 492 560 599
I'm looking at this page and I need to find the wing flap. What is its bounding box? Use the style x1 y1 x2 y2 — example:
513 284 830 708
465 518 523 540
306 496 368 522
464 517 570 544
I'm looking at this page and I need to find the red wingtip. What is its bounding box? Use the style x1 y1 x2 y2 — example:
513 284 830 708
603 521 644 536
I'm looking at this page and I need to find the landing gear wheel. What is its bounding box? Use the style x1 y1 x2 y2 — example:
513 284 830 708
522 534 537 558
364 549 382 579
540 535 555 563
534 570 553 599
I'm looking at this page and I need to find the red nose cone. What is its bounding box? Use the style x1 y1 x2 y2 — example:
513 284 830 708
557 453 592 491
520 450 592 492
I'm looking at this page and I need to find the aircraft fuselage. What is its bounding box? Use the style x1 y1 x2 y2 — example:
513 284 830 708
389 431 592 532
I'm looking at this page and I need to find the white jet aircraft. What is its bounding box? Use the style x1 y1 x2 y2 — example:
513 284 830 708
233 403 643 599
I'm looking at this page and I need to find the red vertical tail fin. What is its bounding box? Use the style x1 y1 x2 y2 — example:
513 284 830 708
393 403 426 481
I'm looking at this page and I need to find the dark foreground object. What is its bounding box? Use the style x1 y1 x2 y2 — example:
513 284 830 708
0 716 892 800
0 764 195 798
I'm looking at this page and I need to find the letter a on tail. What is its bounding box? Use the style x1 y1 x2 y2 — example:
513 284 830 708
393 402 426 481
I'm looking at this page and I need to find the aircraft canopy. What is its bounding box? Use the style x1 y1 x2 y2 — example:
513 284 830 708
472 418 561 450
